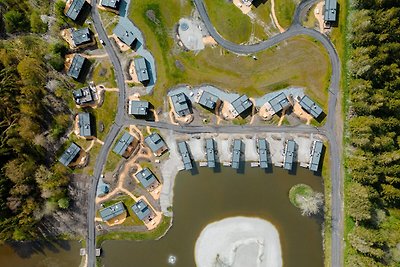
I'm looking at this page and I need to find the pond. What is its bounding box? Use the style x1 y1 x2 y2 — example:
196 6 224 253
102 163 324 267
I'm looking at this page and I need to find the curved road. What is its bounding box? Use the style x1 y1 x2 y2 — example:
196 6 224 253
86 1 343 266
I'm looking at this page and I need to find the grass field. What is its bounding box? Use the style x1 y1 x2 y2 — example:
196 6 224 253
274 0 299 29
92 60 117 88
129 1 330 108
96 215 172 244
83 142 102 176
203 0 252 43
90 91 118 141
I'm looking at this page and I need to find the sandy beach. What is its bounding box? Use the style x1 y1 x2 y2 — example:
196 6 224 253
194 217 282 267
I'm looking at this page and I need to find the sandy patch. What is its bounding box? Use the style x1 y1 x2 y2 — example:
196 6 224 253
195 217 282 267
271 0 285 33
202 36 217 46
110 35 131 52
314 1 326 33
292 101 313 124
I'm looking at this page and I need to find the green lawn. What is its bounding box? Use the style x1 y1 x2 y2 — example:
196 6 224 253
83 142 102 176
303 4 318 29
104 150 122 173
289 183 314 207
251 0 279 35
274 0 299 29
92 60 117 88
203 0 252 43
89 91 118 141
130 1 330 108
96 215 172 244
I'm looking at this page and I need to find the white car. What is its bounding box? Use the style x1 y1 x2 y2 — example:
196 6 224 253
100 39 105 45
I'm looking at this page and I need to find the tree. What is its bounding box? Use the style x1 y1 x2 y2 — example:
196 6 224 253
296 191 324 216
347 183 373 223
30 11 47 34
58 197 69 209
348 226 385 259
3 10 30 33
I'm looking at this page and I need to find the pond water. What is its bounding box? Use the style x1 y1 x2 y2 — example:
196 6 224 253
102 163 324 267
0 240 81 267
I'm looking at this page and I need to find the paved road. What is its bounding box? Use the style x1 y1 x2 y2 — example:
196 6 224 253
193 0 343 266
87 1 127 266
86 0 343 266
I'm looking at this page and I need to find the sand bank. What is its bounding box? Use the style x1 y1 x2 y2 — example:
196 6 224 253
195 217 282 267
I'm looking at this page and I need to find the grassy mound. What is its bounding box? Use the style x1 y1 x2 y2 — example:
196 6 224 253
289 184 313 208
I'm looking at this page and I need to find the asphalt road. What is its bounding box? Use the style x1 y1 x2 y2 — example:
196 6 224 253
87 1 126 266
86 0 343 266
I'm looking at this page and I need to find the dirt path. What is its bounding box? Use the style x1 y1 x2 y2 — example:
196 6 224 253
84 54 108 59
271 0 285 33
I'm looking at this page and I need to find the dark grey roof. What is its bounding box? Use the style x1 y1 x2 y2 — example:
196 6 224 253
299 95 323 118
206 139 216 168
324 0 337 22
134 57 149 83
144 133 167 154
258 139 268 169
59 142 81 166
178 141 192 170
101 0 120 9
232 139 242 169
135 168 157 188
310 140 324 171
128 100 149 116
197 91 219 110
67 54 86 80
269 92 290 114
71 28 91 46
78 113 93 137
284 140 296 170
231 95 252 116
73 87 93 105
99 202 125 221
170 92 191 117
113 132 134 156
113 22 136 46
65 0 86 21
131 199 151 221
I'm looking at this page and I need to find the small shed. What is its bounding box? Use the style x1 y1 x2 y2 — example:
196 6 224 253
170 92 191 117
135 168 159 190
78 113 93 137
144 133 168 156
232 139 242 169
178 141 193 170
59 142 81 167
309 140 324 172
134 57 150 83
67 54 86 80
284 140 296 170
206 139 216 168
257 139 268 169
113 132 137 158
113 22 136 46
231 95 252 117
